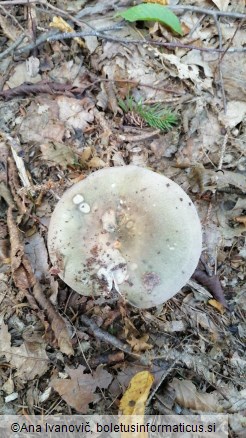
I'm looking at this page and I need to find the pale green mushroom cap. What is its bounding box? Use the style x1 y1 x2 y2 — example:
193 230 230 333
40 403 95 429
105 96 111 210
48 166 202 309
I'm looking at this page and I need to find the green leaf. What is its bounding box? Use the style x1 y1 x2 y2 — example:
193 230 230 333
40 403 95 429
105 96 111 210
116 4 183 36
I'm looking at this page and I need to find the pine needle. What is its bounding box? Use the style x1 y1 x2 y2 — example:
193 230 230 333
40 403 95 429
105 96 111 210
119 96 178 131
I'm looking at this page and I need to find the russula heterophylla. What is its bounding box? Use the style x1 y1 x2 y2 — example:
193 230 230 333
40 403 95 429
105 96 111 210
48 166 202 309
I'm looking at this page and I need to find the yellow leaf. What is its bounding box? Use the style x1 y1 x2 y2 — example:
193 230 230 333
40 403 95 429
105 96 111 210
50 16 84 48
119 371 154 415
119 371 154 438
208 299 225 314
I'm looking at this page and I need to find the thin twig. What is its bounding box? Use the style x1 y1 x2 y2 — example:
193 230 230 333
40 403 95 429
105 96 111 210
168 4 246 20
89 78 186 96
187 14 206 38
1 1 246 19
218 131 229 171
14 27 124 56
118 129 160 142
1 5 245 57
2 1 245 19
147 360 178 406
0 4 26 32
0 0 38 4
220 16 246 63
46 30 246 53
213 14 227 112
80 314 150 366
0 34 26 60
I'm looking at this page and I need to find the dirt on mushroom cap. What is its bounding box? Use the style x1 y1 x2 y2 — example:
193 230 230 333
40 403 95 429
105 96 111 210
48 166 202 308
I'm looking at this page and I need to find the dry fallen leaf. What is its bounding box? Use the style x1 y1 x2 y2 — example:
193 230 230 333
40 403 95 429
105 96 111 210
170 378 223 412
7 207 35 290
127 334 153 353
6 62 41 88
52 366 96 413
0 322 49 383
87 156 107 168
57 96 94 131
208 299 225 314
123 317 153 352
219 100 246 128
40 142 77 168
51 365 112 413
50 16 84 48
211 0 230 11
119 371 154 415
119 371 154 438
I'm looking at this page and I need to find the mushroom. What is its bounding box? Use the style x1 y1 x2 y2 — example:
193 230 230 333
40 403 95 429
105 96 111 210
48 166 202 308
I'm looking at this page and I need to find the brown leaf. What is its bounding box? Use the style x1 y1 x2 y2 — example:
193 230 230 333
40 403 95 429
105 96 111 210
169 378 223 412
7 206 74 356
0 82 76 101
51 365 112 413
33 283 74 356
7 207 35 290
124 317 153 352
0 322 49 382
93 365 113 389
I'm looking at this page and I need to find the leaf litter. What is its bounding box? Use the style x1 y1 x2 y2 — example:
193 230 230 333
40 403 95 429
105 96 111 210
0 0 245 434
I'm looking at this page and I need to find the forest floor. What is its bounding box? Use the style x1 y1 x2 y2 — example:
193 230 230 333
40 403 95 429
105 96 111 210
0 1 245 437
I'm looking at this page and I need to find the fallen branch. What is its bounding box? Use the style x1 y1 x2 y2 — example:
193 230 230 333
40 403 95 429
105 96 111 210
168 4 246 20
118 129 160 143
0 81 80 100
0 34 26 61
46 30 246 54
80 314 150 366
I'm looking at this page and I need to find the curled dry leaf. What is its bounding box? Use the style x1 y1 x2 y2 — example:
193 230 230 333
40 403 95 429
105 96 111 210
33 283 74 356
127 333 153 353
123 317 153 352
169 378 223 412
7 207 35 290
7 207 74 356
